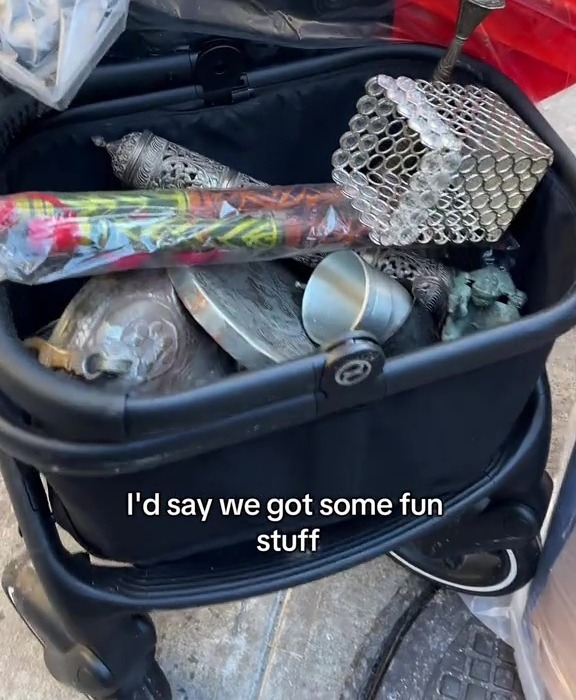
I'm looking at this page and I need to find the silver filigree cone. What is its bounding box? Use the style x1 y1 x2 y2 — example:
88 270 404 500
93 130 265 190
433 0 506 83
332 75 554 247
360 249 452 321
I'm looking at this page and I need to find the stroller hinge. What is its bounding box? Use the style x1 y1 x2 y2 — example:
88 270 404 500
194 41 252 106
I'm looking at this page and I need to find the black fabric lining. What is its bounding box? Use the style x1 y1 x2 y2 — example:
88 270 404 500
2 60 393 190
3 60 576 332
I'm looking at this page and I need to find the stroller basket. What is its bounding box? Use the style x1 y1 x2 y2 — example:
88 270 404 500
0 45 573 566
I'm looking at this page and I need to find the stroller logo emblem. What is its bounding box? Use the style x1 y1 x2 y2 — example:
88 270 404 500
334 358 373 386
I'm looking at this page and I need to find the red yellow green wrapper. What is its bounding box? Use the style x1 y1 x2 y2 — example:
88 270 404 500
0 185 370 284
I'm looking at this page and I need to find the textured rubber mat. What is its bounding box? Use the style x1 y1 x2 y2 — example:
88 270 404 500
425 617 523 700
344 584 524 700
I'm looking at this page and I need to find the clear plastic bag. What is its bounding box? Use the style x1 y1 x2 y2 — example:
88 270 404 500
0 185 370 284
2 0 574 107
130 0 576 101
0 0 129 109
463 399 576 699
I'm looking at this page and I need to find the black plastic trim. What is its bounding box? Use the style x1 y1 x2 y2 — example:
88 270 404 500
0 393 317 475
0 377 550 610
71 53 196 106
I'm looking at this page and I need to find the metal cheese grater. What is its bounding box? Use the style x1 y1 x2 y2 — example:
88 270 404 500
331 75 554 247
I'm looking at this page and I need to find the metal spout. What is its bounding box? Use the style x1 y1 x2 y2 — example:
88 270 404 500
92 132 149 183
433 0 506 82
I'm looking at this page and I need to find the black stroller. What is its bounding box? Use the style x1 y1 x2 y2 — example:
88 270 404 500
0 3 575 698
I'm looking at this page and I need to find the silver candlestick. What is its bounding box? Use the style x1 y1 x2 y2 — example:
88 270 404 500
433 0 506 82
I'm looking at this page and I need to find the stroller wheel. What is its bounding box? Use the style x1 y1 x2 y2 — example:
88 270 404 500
109 656 172 700
388 538 541 596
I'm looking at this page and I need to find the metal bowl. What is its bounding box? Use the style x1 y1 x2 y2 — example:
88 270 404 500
34 269 234 395
169 262 317 370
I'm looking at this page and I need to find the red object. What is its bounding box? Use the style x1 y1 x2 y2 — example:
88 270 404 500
19 192 80 254
393 0 576 101
28 217 81 254
172 250 223 265
109 252 153 271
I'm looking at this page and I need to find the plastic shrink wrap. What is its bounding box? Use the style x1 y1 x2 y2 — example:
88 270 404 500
0 0 128 109
4 0 576 107
0 185 370 284
130 0 576 101
464 400 576 699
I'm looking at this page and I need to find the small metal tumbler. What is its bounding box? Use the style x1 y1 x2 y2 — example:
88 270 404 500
93 130 265 189
302 251 413 345
360 248 452 321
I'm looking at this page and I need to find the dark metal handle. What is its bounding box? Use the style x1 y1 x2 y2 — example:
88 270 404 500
433 0 506 82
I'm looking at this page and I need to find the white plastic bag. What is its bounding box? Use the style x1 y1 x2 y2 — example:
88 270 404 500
463 397 576 700
0 0 129 109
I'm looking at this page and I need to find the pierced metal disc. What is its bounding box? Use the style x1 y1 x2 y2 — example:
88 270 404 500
46 270 233 395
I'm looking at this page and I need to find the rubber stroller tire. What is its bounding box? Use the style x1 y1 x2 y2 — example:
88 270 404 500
388 538 541 596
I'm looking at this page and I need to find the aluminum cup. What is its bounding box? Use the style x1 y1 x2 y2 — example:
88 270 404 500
302 250 413 345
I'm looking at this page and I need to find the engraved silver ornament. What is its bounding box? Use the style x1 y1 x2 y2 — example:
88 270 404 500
332 75 554 247
93 130 266 190
27 270 234 395
359 248 453 321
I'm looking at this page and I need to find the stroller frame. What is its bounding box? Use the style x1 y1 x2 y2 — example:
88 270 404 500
0 42 572 699
1 375 552 699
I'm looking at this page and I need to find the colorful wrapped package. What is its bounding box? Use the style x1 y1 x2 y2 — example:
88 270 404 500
0 185 370 285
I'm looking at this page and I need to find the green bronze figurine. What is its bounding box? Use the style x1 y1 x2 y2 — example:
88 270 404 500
441 266 527 341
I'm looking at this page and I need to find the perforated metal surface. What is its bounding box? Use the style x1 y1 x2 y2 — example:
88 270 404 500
332 75 553 246
359 248 452 318
359 248 452 284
